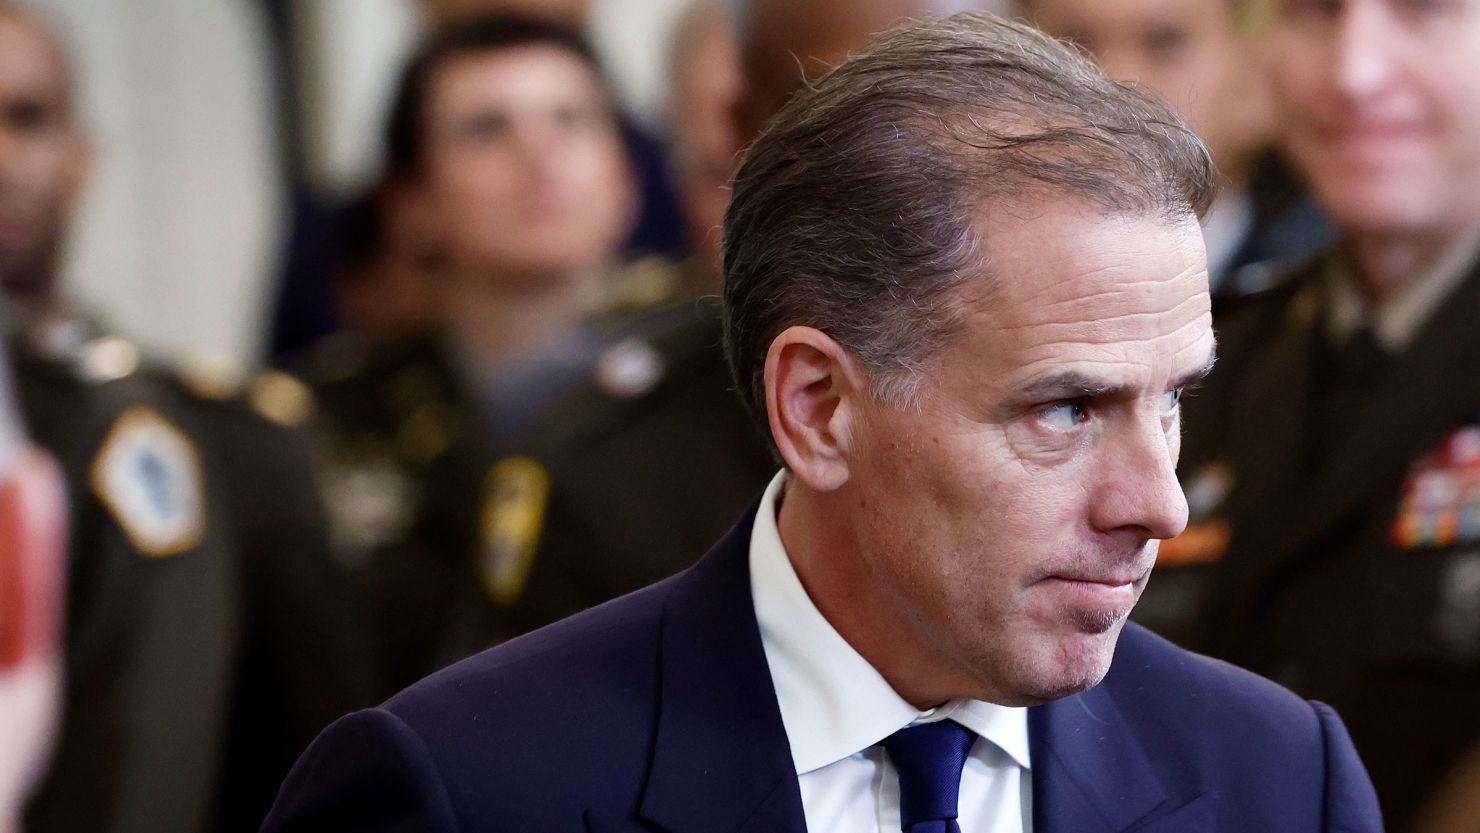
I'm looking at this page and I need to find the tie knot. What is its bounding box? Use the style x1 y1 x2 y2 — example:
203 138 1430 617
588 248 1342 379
884 720 977 830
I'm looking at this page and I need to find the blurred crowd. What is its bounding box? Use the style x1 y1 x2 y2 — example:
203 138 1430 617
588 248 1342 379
2 0 1480 831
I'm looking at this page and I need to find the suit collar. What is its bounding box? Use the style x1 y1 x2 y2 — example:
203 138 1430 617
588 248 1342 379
639 501 807 833
1030 669 1172 833
638 502 1182 833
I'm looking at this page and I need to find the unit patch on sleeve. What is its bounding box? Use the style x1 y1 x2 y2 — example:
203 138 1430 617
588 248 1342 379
479 457 550 605
89 406 206 557
1391 424 1480 550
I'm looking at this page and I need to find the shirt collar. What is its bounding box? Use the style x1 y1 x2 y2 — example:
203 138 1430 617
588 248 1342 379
1325 230 1480 351
749 471 1031 776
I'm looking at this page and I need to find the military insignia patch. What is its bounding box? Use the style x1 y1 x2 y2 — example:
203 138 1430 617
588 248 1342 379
479 457 550 605
1391 424 1480 549
89 407 206 557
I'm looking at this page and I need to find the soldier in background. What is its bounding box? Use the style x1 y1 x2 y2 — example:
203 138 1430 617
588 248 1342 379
305 14 649 694
0 5 372 831
1166 0 1480 826
1025 0 1331 300
446 0 1001 650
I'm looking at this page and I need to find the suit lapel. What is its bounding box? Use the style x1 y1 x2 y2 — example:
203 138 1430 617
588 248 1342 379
638 503 808 833
1030 682 1171 833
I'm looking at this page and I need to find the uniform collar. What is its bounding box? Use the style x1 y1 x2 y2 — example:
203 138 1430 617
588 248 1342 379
1325 230 1480 351
749 471 1032 776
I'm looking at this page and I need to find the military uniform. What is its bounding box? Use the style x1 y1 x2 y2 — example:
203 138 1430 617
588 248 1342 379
1138 243 1480 829
445 293 777 652
305 329 498 695
10 317 372 833
304 258 710 692
172 363 377 833
11 323 240 833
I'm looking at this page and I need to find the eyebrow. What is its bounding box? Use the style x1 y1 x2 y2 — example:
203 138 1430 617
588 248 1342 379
1015 352 1218 403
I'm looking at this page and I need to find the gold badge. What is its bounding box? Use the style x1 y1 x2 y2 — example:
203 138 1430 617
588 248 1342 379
249 371 316 428
90 406 206 557
479 457 550 605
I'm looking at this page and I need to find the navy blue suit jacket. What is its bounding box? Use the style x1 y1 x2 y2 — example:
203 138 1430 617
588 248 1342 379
263 504 1383 832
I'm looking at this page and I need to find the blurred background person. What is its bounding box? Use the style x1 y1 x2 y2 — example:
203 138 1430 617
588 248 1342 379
0 342 66 833
1025 0 1331 300
269 0 686 360
1166 0 1480 827
1 5 372 831
445 0 1012 650
305 14 654 696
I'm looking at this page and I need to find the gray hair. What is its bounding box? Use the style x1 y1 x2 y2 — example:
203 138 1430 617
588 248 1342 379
721 11 1214 434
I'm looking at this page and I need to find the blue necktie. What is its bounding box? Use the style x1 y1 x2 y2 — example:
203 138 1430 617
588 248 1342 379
884 720 978 833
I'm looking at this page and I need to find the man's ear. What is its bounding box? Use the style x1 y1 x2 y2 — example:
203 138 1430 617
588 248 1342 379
764 326 871 492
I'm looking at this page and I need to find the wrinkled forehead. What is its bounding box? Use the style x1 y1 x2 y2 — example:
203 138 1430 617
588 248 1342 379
962 200 1212 371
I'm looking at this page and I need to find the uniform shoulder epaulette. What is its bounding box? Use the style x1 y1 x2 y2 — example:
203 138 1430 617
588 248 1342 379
604 255 686 319
73 336 142 385
176 354 248 401
175 356 316 429
248 370 316 428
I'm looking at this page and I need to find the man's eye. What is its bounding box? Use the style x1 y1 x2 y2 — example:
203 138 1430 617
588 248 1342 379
1162 387 1185 413
1042 399 1091 430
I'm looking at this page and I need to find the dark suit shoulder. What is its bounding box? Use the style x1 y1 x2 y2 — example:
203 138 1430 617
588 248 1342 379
354 576 681 828
1110 623 1318 725
388 572 677 726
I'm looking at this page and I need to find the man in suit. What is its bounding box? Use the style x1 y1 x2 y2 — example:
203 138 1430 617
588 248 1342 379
1150 0 1480 828
263 14 1382 832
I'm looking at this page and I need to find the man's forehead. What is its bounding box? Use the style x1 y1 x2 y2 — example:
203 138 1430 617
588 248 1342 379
0 8 72 108
957 201 1211 360
428 47 606 114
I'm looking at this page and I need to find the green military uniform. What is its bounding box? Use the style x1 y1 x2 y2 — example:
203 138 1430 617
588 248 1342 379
10 317 373 833
305 329 497 696
305 258 705 693
172 364 376 833
1138 246 1480 829
11 324 240 833
445 294 777 652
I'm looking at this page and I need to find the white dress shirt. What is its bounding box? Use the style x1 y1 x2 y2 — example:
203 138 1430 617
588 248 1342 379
750 472 1032 833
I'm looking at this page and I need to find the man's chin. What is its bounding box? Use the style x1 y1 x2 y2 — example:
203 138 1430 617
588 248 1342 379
988 625 1124 706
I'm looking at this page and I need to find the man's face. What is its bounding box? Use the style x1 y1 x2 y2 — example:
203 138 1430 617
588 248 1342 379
419 44 634 284
1272 0 1480 234
0 10 85 301
843 199 1214 705
1030 0 1263 173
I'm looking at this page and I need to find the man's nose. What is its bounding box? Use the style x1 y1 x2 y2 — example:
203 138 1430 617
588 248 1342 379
1091 413 1190 542
1330 3 1400 102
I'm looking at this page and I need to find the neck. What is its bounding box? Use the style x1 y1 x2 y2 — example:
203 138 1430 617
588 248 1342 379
1343 227 1472 306
776 483 976 711
444 264 606 367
